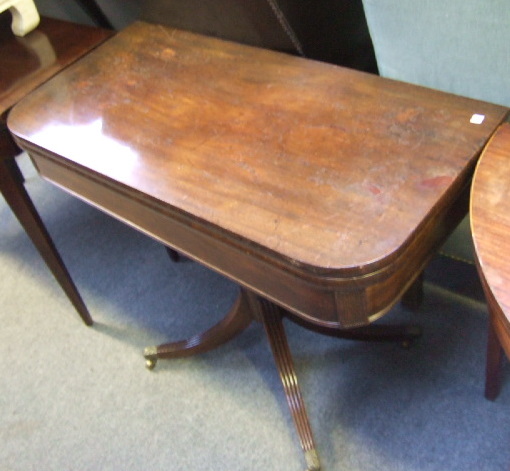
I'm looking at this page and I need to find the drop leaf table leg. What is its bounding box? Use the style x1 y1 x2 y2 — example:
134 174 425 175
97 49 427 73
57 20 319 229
0 130 92 326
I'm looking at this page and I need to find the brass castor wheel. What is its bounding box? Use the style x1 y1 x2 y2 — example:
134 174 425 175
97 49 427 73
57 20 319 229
144 346 158 370
305 449 321 471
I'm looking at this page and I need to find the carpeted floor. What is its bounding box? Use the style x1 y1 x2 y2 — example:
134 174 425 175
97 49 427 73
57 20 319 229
1 154 509 470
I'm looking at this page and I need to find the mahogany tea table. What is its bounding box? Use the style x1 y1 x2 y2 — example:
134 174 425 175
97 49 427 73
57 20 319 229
0 14 111 325
7 22 509 470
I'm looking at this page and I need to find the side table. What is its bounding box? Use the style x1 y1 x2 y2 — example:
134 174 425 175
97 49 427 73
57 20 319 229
471 120 510 400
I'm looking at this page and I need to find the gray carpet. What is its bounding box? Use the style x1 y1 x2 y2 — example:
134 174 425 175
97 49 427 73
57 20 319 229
1 154 510 471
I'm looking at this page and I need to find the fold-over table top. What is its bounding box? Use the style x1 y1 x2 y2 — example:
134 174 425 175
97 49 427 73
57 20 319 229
8 21 508 277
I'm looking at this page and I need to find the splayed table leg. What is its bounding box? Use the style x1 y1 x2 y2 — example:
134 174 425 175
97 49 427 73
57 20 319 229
248 293 321 471
144 288 253 369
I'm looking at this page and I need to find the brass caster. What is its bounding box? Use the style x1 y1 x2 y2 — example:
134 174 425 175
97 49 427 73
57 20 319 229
401 339 412 349
305 449 321 471
144 346 158 370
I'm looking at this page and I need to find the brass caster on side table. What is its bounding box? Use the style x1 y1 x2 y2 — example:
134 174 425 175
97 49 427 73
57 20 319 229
144 346 158 370
305 449 321 471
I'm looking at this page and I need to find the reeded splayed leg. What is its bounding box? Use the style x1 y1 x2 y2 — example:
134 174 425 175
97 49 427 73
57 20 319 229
248 293 321 471
144 288 253 369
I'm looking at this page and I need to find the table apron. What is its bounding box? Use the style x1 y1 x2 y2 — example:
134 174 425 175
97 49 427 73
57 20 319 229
25 145 469 329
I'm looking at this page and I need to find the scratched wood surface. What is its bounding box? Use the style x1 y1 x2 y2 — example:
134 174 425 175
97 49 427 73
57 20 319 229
8 21 507 276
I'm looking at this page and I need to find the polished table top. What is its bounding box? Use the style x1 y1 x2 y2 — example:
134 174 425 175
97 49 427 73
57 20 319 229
8 21 508 329
0 14 111 122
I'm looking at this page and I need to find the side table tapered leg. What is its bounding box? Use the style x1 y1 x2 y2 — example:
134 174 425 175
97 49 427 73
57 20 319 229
74 0 114 29
249 294 321 471
0 131 92 325
485 317 504 400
